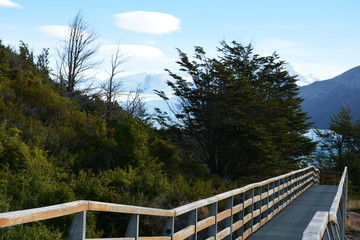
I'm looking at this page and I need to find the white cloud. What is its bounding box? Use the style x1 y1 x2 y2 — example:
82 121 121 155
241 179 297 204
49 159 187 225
38 25 69 40
0 0 22 8
100 44 164 59
114 11 181 34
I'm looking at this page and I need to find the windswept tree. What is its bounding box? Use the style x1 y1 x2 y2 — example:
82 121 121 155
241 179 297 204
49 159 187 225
156 41 315 178
56 12 101 92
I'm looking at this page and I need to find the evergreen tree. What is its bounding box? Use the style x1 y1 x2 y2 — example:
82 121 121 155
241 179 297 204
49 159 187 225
316 106 360 192
156 41 315 178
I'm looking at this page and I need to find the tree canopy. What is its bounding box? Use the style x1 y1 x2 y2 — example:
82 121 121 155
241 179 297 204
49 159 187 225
156 41 315 178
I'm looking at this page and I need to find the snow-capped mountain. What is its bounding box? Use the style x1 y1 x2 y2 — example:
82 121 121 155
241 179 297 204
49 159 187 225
284 63 321 86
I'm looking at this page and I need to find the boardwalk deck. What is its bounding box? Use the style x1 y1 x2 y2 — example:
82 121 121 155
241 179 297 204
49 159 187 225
248 185 338 240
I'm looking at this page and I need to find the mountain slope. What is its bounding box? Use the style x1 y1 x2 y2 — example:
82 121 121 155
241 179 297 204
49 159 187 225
284 63 320 86
300 66 360 129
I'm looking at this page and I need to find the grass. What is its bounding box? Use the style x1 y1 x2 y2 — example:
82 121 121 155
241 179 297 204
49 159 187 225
347 198 360 233
348 198 360 211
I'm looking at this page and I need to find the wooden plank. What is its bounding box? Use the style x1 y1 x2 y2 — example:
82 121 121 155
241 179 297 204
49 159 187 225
253 195 261 203
260 205 268 213
205 237 215 240
216 227 231 240
261 192 268 200
86 238 134 240
217 209 231 222
87 238 170 240
244 199 252 208
260 218 268 226
302 211 329 240
88 201 175 217
232 219 243 231
329 167 347 224
253 209 260 218
0 200 88 227
196 216 215 232
252 223 260 232
139 237 171 240
243 228 252 240
243 213 252 225
232 203 243 214
268 189 274 196
173 225 195 240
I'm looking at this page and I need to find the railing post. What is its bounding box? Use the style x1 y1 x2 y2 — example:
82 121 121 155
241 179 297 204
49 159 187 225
186 209 197 240
224 196 233 240
236 193 245 238
163 217 175 239
126 214 139 240
69 211 86 240
209 202 218 238
245 189 254 235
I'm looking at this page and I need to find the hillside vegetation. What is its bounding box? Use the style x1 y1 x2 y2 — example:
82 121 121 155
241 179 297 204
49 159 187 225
0 39 330 239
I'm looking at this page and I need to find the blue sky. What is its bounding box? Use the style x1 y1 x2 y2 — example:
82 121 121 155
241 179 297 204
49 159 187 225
1 0 359 79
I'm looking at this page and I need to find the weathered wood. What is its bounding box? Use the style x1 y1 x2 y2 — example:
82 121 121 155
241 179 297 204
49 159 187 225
232 219 243 232
196 216 215 232
216 227 230 240
302 211 329 240
87 238 171 240
329 167 347 224
232 203 243 215
242 228 252 240
173 225 195 240
0 200 88 227
172 166 316 216
217 209 231 222
0 166 321 240
88 201 175 217
252 222 260 232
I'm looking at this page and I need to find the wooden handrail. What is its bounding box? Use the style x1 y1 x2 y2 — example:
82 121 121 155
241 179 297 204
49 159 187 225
0 166 321 240
302 167 348 240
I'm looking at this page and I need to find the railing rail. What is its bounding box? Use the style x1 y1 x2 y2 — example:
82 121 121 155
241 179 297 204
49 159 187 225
302 167 348 240
0 166 320 240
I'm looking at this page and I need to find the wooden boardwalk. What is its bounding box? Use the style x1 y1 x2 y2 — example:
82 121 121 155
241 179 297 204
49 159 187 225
0 167 347 240
248 185 338 240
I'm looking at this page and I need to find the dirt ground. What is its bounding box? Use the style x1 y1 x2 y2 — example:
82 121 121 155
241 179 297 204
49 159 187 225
346 211 360 240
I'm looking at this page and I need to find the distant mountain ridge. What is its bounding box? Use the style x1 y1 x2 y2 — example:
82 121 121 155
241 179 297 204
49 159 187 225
300 66 360 129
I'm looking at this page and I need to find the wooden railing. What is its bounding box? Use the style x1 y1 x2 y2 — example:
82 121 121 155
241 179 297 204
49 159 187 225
302 167 348 240
320 171 343 185
0 166 320 240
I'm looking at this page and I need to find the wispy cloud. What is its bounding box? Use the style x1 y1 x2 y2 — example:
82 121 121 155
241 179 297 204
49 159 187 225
0 0 22 8
114 11 181 34
38 25 69 40
100 44 165 58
